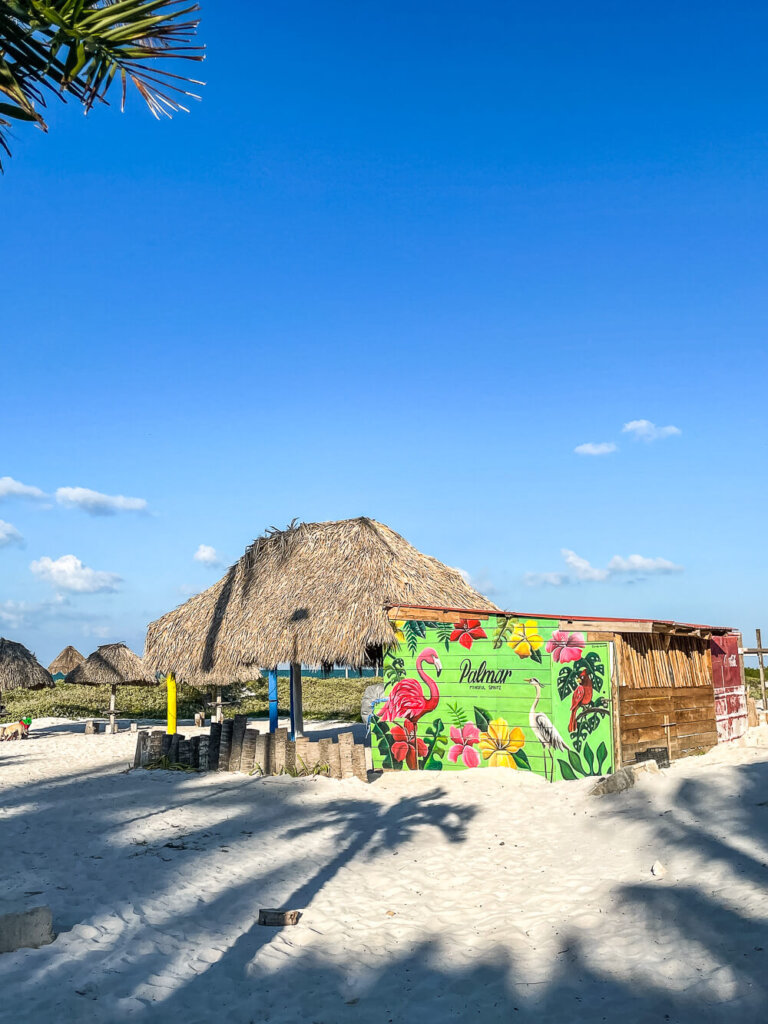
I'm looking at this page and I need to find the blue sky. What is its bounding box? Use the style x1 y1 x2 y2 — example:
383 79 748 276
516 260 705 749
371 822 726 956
2 1 767 665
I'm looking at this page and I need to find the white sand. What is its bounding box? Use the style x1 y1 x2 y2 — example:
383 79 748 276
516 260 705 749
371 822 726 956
1 719 768 1023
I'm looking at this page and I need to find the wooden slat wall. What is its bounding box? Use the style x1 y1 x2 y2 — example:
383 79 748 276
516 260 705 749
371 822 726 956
619 684 718 763
615 634 711 689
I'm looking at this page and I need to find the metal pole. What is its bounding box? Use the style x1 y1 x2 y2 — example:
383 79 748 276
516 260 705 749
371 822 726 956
757 629 767 712
268 669 278 733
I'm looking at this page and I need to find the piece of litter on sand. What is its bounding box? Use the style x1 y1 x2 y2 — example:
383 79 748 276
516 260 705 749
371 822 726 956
651 860 666 878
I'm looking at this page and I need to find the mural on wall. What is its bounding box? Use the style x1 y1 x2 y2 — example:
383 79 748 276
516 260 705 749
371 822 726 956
371 615 614 782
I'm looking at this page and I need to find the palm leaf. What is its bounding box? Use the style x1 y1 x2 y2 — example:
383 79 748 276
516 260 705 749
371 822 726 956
0 0 204 168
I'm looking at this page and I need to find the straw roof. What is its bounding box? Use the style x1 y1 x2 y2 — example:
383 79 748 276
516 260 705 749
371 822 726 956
144 517 498 682
48 645 85 676
0 638 55 692
65 643 158 687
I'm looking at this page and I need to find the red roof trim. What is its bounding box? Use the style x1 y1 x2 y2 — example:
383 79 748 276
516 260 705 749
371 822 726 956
386 604 735 634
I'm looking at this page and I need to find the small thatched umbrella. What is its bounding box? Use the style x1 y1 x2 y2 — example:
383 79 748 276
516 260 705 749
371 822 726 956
0 638 55 696
145 517 497 735
65 643 157 733
48 645 85 680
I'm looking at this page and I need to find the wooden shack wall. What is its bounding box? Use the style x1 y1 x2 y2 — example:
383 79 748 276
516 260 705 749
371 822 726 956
612 634 718 763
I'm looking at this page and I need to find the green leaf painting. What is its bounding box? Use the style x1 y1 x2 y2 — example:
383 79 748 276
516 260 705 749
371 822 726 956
492 617 514 649
403 620 428 656
512 749 531 771
557 741 609 780
426 621 453 652
446 701 469 729
371 718 402 771
473 706 493 732
420 718 447 771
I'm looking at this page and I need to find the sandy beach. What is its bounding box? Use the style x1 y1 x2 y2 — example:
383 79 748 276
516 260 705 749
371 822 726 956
1 720 767 1023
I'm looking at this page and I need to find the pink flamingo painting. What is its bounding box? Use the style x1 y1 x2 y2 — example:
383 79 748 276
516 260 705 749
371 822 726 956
379 647 442 726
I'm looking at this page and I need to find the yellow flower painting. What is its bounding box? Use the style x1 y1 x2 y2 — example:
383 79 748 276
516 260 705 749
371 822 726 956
479 718 526 768
508 619 544 660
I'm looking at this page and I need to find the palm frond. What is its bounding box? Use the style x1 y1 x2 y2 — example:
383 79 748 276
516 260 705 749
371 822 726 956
0 0 204 168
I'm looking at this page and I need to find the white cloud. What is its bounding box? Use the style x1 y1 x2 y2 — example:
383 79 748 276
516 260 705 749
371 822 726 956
574 442 618 456
30 554 122 593
0 476 46 501
607 554 683 574
0 519 24 548
194 544 221 567
622 419 681 442
522 571 568 587
524 548 684 586
562 549 610 582
55 486 147 516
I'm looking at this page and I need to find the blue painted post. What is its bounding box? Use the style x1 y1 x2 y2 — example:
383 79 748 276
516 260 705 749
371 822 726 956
289 663 296 740
268 669 278 733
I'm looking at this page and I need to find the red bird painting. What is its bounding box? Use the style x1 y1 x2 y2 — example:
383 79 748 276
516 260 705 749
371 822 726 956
568 668 594 733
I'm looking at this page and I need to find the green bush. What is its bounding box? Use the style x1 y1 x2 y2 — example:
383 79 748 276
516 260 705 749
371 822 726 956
3 676 375 724
745 668 765 701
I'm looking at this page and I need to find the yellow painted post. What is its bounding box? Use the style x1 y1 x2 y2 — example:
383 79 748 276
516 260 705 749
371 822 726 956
166 672 177 735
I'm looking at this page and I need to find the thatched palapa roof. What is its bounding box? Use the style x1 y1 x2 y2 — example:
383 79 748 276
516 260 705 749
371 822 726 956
0 638 55 692
65 643 157 687
144 517 498 683
48 645 85 677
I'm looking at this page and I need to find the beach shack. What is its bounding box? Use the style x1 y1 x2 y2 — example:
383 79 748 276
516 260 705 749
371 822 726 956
372 606 747 781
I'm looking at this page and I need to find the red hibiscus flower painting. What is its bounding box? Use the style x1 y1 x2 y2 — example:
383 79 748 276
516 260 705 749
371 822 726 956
449 619 488 650
390 719 429 770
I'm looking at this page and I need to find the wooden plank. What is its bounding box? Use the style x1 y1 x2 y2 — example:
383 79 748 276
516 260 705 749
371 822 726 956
673 707 717 726
619 711 674 729
337 731 355 779
229 714 248 772
218 719 233 771
327 740 342 779
294 735 311 770
273 727 289 774
351 743 368 781
317 738 333 776
198 735 209 771
620 725 673 745
388 606 491 623
240 729 258 774
253 732 269 775
562 619 654 633
208 721 221 771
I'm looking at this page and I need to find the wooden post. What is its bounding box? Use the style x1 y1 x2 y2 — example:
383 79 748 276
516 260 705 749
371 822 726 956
166 673 177 735
757 629 767 712
290 662 304 738
214 686 223 724
268 670 278 733
108 684 118 735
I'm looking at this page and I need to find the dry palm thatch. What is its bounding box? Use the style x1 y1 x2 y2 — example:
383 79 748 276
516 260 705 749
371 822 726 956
0 638 55 692
48 645 85 677
64 643 157 687
145 517 498 683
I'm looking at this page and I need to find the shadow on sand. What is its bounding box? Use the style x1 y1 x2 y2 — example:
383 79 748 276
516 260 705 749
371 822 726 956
0 747 766 1022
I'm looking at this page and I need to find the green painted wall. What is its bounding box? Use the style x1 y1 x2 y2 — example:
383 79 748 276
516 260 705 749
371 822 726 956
371 615 614 781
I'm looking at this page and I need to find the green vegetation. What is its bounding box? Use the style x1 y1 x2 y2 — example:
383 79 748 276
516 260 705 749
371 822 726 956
744 668 765 701
2 676 374 724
